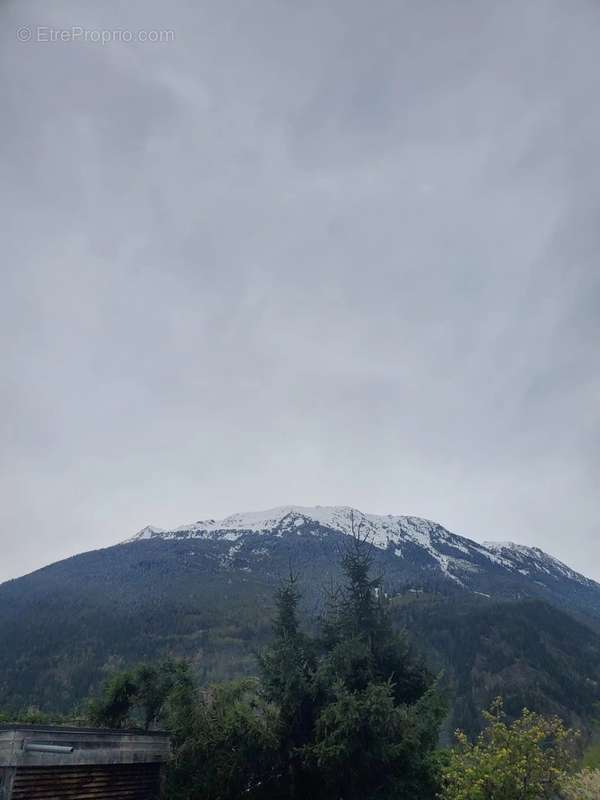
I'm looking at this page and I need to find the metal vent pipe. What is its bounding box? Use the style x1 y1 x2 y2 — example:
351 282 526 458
23 743 74 754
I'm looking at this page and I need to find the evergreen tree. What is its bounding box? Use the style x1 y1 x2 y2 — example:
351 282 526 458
165 678 279 800
258 573 318 798
306 524 446 799
86 535 446 800
320 531 432 704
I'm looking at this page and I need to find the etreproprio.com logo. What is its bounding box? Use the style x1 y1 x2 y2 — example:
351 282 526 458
16 26 175 44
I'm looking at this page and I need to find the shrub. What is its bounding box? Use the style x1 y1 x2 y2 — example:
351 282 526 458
440 699 579 800
561 768 600 800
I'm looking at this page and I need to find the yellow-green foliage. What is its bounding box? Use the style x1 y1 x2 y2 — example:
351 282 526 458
561 768 600 799
583 743 600 770
440 699 579 800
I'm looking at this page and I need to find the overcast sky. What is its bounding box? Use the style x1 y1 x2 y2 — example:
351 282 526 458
1 0 599 584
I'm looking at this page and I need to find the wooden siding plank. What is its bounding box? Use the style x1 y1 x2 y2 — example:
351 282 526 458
11 763 161 800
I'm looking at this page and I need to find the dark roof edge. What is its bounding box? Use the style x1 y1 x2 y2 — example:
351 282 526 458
0 723 169 737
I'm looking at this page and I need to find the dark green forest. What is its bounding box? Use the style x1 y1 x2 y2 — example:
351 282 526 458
0 531 600 740
3 536 600 799
86 538 449 800
2 531 600 739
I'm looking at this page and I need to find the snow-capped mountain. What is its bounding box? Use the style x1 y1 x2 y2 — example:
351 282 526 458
126 504 596 597
1 504 599 720
482 540 598 586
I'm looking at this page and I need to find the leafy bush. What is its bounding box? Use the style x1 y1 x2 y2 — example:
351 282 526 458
561 768 600 799
440 699 579 800
165 678 279 800
88 661 192 730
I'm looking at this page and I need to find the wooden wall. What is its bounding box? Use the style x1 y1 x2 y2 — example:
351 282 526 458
4 762 161 799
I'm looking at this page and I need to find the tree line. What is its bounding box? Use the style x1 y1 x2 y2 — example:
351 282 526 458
4 531 599 799
84 533 598 799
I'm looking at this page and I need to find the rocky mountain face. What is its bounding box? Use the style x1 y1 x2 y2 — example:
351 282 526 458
127 505 600 621
0 505 599 732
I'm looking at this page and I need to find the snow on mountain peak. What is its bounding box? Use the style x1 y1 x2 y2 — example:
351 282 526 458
128 505 445 548
132 524 167 541
124 505 487 586
483 540 591 584
123 505 595 591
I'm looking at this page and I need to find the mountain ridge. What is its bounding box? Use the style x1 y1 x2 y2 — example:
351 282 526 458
1 504 599 729
124 504 598 594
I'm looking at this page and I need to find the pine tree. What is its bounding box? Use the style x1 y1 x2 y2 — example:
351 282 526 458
305 521 446 800
87 535 447 800
165 678 279 800
258 572 318 798
320 523 433 704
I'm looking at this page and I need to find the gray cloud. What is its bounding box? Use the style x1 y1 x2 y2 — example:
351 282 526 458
1 0 598 583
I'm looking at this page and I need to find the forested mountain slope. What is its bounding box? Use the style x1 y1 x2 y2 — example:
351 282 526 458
1 506 598 732
395 595 600 739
